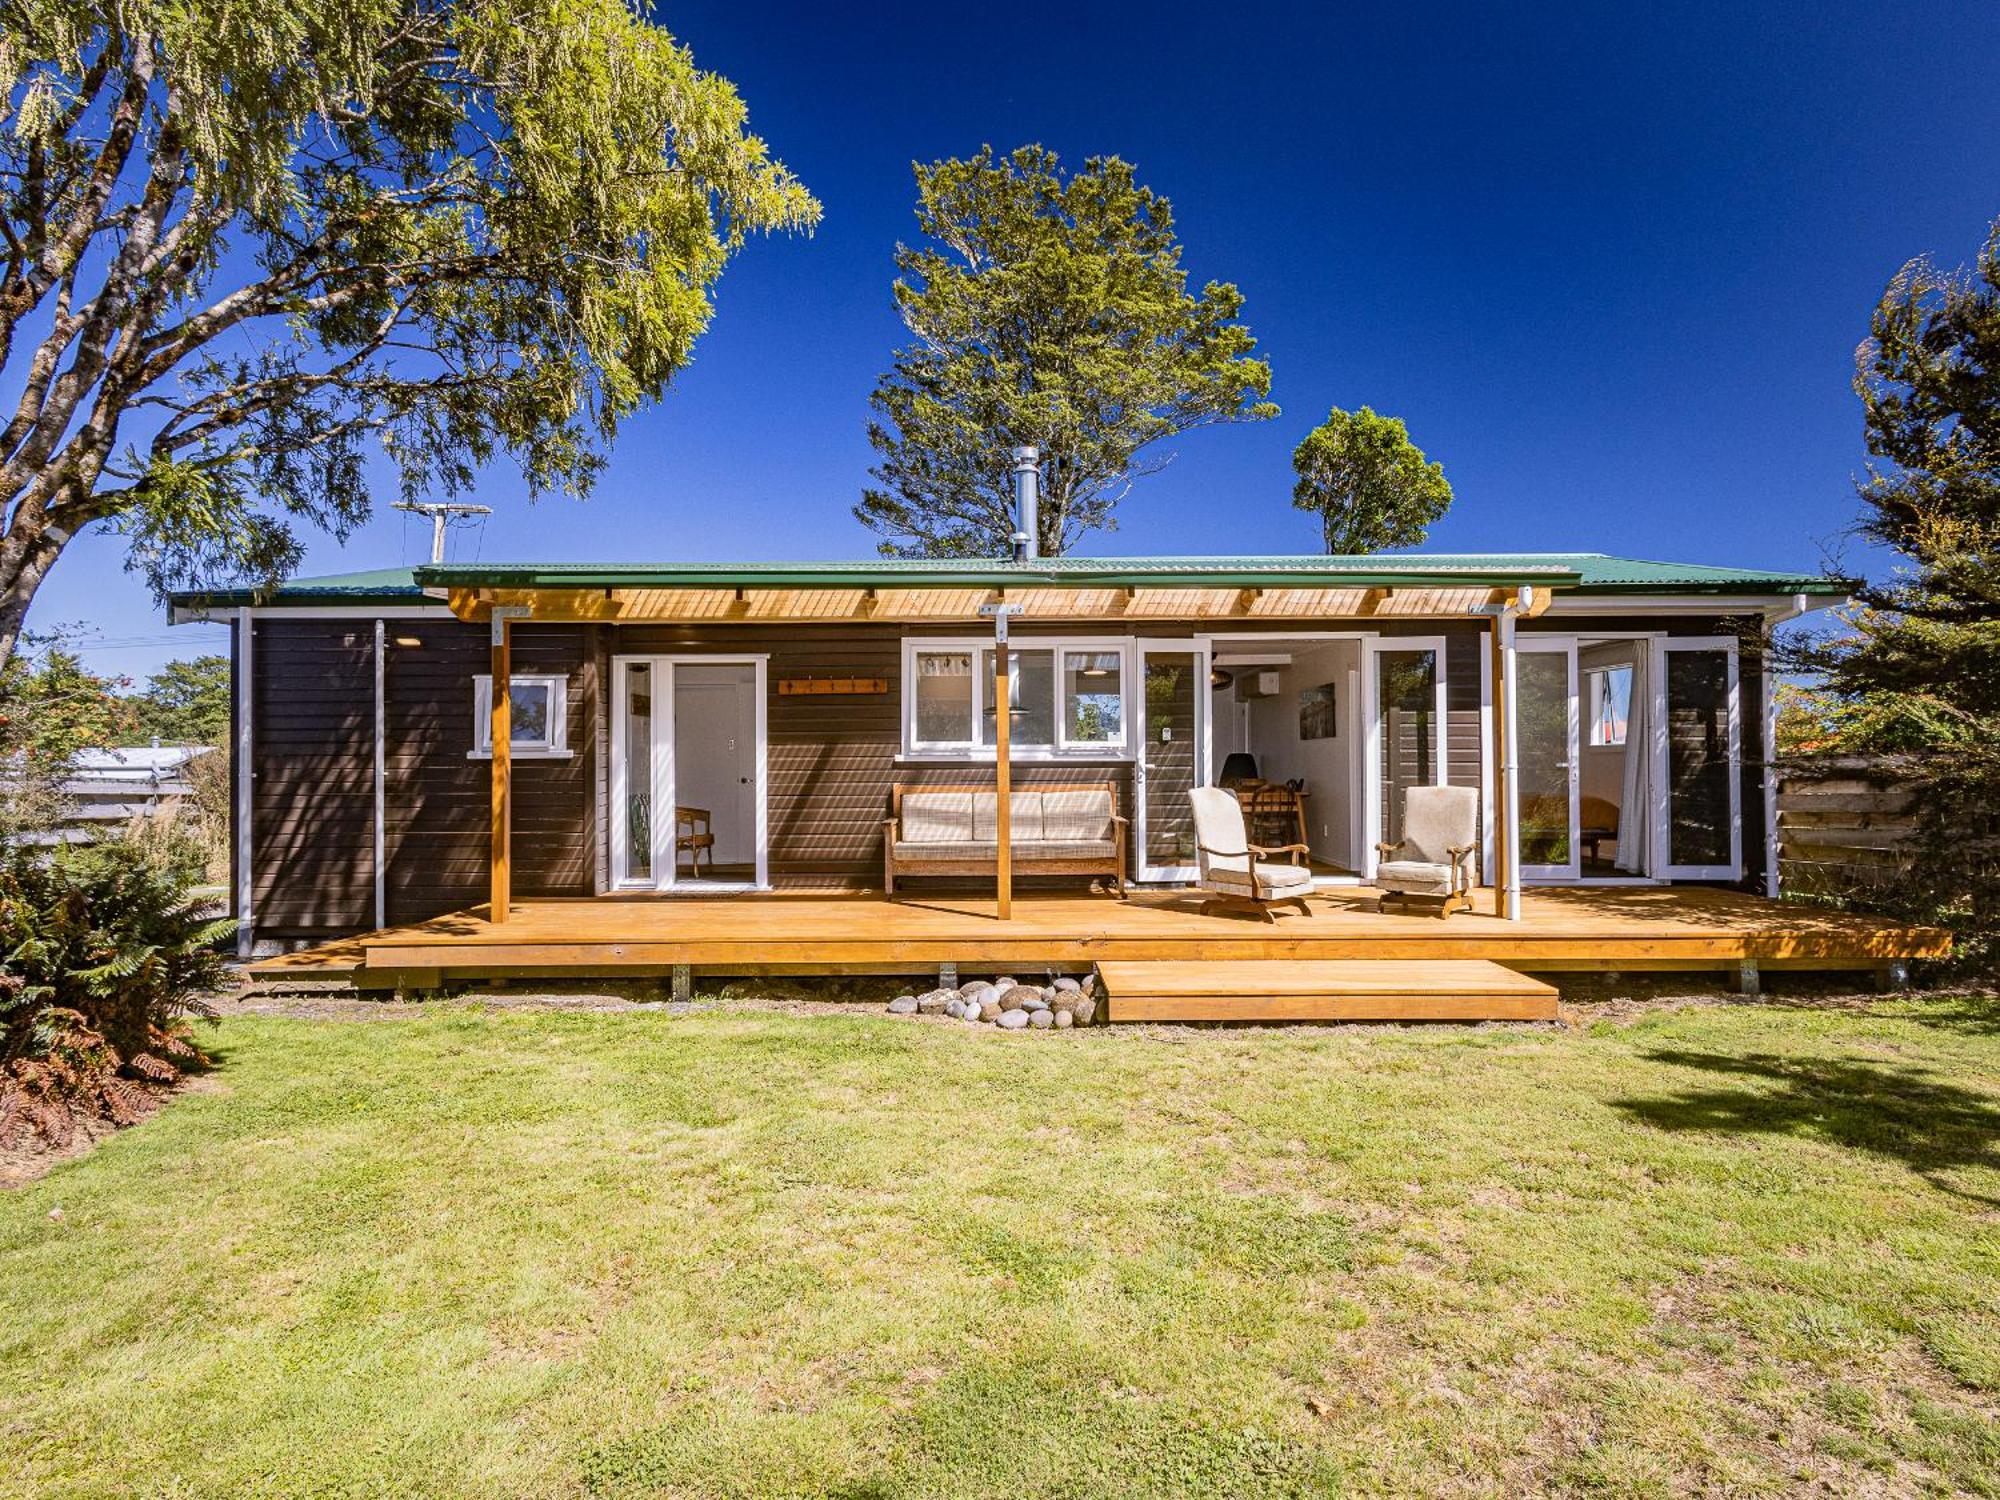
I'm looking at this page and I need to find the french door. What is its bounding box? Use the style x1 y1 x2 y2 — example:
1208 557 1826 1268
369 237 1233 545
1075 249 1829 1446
1360 636 1450 880
1131 640 1209 883
1651 637 1741 880
609 655 769 891
1515 639 1582 880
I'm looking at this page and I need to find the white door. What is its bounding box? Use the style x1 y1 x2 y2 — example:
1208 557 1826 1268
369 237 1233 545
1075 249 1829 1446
673 668 757 871
1516 638 1582 880
1651 636 1741 880
1132 640 1209 883
610 656 768 891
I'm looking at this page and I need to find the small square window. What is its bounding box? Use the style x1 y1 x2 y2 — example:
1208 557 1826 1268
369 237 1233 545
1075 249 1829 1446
473 675 569 756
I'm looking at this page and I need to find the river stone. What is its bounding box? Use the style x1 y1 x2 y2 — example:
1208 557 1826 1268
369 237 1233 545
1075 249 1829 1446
978 998 1003 1021
1071 995 1097 1026
1054 1008 1075 1029
887 995 919 1015
1010 984 1044 1003
1021 994 1050 1013
959 981 994 1006
1052 976 1083 994
917 988 954 1014
996 1008 1030 1030
1028 1007 1055 1029
944 997 966 1019
1050 991 1078 1015
1081 973 1098 997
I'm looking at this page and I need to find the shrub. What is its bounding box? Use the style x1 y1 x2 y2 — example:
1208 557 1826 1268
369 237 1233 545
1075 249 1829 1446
0 841 233 1149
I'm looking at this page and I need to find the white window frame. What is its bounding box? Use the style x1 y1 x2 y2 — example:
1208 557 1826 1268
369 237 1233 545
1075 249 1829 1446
470 673 571 758
1056 645 1130 753
899 636 1135 762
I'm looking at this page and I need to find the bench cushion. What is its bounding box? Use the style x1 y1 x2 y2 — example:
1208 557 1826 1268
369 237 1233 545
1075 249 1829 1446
1042 788 1115 841
971 791 1045 843
900 790 974 844
1204 860 1314 897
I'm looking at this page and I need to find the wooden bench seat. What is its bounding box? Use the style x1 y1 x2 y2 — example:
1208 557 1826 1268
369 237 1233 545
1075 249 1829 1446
883 783 1126 897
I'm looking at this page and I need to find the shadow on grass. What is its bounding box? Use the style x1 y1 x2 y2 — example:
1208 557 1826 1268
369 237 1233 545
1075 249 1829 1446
1613 1049 2000 1207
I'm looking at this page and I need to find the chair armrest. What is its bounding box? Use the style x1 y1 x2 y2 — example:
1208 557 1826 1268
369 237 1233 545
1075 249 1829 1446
1446 843 1478 858
1374 839 1405 857
1109 813 1130 828
1197 842 1251 859
1248 842 1310 857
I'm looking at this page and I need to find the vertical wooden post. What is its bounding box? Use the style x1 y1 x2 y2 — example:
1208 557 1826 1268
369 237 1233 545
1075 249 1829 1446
994 630 1012 921
490 614 512 925
1488 614 1509 917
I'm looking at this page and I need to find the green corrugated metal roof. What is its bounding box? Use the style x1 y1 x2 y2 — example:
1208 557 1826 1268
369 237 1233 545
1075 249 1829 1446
169 552 1851 609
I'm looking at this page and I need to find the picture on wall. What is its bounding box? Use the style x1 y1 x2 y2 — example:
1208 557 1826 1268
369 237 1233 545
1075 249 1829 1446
1298 682 1338 741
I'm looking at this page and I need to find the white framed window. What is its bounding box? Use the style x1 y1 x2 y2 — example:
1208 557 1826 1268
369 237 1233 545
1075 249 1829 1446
1060 648 1126 750
1587 665 1632 747
901 638 1132 760
471 674 571 758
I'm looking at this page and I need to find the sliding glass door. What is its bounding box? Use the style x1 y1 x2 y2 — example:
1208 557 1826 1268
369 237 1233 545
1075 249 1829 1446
1363 638 1449 878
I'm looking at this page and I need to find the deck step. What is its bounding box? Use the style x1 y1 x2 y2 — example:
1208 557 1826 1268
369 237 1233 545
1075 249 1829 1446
1096 959 1560 1022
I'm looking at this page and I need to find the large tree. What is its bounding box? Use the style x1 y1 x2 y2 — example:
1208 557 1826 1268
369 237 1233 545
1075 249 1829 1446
122 654 229 745
1792 219 1999 957
1291 405 1453 554
856 146 1276 558
0 0 818 660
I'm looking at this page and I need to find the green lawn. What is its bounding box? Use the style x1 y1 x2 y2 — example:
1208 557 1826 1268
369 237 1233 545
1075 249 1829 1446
2 997 1996 1498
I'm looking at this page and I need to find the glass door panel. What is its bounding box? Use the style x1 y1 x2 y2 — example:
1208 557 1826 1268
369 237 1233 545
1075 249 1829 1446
1517 644 1580 878
1134 644 1205 882
621 663 654 883
1375 647 1440 847
1657 641 1740 878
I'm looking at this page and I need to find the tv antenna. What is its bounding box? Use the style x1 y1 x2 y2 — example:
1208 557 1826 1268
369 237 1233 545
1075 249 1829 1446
392 500 492 564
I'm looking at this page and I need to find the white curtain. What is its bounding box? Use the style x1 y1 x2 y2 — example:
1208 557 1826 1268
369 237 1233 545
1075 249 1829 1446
1615 646 1650 873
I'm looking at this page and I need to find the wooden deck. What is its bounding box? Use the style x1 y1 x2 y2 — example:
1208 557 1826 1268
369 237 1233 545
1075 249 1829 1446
251 886 1948 997
1096 959 1561 1022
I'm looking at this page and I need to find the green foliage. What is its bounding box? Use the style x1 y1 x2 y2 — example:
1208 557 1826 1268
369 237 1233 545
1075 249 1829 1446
122 655 230 746
0 638 133 838
0 0 818 657
1291 405 1454 554
856 146 1277 557
1788 219 2000 965
0 840 229 1147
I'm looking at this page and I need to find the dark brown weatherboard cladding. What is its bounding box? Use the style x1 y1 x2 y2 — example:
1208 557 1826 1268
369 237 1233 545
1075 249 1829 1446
241 611 1769 940
246 617 596 940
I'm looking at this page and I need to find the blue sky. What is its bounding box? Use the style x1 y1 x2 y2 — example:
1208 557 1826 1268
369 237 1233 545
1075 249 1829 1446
31 0 2000 680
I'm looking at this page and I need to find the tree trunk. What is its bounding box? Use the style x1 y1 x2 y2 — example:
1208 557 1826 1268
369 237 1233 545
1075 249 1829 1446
0 526 65 664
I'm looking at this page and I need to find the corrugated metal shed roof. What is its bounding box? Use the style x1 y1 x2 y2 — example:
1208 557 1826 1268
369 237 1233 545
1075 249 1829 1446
169 552 1850 609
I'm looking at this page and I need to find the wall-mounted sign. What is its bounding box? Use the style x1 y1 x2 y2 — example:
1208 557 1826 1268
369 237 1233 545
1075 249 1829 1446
776 677 889 697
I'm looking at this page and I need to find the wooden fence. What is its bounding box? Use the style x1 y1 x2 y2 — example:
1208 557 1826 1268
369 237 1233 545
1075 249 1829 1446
1776 755 1918 895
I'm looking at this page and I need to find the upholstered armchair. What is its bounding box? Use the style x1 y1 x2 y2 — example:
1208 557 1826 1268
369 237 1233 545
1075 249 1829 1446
1375 785 1480 918
1188 786 1314 921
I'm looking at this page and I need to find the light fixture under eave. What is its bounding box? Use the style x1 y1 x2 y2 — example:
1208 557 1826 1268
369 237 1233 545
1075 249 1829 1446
1209 667 1235 690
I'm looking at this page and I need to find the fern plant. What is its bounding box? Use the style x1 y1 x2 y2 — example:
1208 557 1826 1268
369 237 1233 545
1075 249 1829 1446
0 840 232 1148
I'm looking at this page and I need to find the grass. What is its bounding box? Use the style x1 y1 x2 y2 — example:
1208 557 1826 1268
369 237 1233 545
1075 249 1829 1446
1 995 1996 1498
